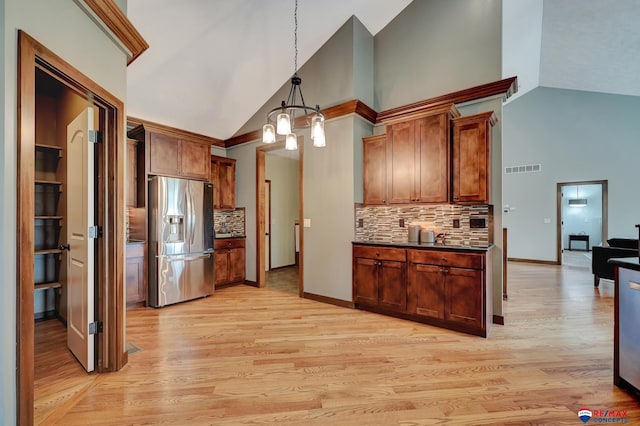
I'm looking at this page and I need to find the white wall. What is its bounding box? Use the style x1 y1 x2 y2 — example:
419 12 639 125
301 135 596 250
562 184 603 250
1 1 128 422
502 0 543 102
503 87 640 261
265 153 300 268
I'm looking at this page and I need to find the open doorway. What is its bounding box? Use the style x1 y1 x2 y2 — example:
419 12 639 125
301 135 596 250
17 31 126 422
256 141 303 295
556 180 608 266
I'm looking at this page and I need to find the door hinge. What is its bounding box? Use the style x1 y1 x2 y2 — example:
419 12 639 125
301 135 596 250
89 321 103 335
88 225 102 239
88 130 102 144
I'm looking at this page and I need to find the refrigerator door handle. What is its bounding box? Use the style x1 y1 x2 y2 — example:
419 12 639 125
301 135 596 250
188 184 196 247
157 253 212 262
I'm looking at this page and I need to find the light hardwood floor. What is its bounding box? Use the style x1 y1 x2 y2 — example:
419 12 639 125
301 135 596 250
34 261 639 425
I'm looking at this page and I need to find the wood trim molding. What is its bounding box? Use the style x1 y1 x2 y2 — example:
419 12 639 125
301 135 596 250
508 257 560 266
492 315 505 325
80 0 149 65
376 77 517 123
225 99 377 148
18 30 127 424
127 116 225 147
303 292 355 309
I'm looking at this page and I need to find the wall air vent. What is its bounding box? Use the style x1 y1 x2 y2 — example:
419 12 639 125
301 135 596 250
505 164 542 174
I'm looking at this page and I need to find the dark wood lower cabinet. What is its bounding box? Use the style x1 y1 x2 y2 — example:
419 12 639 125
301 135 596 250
214 238 246 287
126 242 147 305
353 246 407 313
354 243 492 337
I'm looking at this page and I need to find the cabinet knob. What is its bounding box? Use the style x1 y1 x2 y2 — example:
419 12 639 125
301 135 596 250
375 252 380 256
441 257 447 262
59 244 70 251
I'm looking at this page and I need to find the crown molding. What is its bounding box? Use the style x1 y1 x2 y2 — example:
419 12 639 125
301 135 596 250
225 99 377 148
127 116 225 147
77 0 149 65
376 77 517 123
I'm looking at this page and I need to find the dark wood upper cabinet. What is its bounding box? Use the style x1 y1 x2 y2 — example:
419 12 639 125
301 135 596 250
414 113 450 203
179 139 210 180
386 120 415 204
362 134 387 205
363 104 459 206
452 111 497 205
143 129 211 181
210 155 236 210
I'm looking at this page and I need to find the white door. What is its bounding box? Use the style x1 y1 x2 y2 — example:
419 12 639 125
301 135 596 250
66 107 95 372
265 180 271 272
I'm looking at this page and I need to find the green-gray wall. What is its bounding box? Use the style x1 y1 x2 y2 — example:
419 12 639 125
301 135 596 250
1 0 128 422
503 87 640 261
374 0 502 111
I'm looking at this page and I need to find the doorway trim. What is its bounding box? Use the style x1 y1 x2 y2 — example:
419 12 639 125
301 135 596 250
17 31 126 423
256 141 304 296
556 180 608 264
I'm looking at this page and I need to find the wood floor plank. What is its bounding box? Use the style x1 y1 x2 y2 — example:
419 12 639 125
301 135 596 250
33 261 639 424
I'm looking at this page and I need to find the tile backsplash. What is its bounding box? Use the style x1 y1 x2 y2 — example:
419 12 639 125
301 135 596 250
355 204 492 245
214 208 245 236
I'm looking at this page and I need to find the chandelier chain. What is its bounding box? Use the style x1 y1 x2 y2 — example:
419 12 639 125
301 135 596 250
294 0 298 75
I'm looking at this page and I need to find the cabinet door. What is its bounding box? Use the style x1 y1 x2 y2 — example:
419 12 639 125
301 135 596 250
210 159 220 208
378 260 406 313
228 247 245 283
415 114 449 203
452 113 493 204
180 139 210 180
354 257 378 307
126 139 138 207
445 267 483 328
363 135 387 205
218 160 236 209
386 121 415 204
149 132 180 176
214 250 230 285
125 244 146 304
407 263 444 319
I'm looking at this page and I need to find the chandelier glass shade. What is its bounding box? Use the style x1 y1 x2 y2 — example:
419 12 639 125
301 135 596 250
261 0 325 149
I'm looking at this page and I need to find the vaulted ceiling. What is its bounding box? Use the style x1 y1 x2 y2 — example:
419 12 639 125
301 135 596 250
126 0 640 141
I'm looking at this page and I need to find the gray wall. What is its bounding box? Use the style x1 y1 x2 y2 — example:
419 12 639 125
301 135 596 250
503 87 640 261
374 0 502 111
265 153 300 268
229 13 372 289
1 0 128 422
235 16 361 136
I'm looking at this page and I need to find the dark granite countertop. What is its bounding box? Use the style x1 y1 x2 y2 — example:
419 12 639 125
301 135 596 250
353 240 494 253
215 235 246 239
609 257 640 272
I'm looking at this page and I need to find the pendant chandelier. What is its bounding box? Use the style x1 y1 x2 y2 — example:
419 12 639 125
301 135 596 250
262 0 326 150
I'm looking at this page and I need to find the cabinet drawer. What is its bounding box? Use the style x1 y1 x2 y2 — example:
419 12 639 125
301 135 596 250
408 249 483 270
353 245 406 262
126 243 145 258
215 238 245 249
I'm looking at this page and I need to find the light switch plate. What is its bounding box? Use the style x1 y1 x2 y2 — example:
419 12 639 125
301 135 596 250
303 218 311 228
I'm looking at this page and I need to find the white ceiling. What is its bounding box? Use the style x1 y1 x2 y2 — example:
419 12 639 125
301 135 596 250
127 0 640 141
126 0 412 140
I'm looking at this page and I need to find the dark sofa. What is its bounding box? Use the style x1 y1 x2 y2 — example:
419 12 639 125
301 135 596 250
591 238 639 287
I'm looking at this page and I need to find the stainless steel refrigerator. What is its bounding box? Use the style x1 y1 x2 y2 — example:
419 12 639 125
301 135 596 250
148 176 214 307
